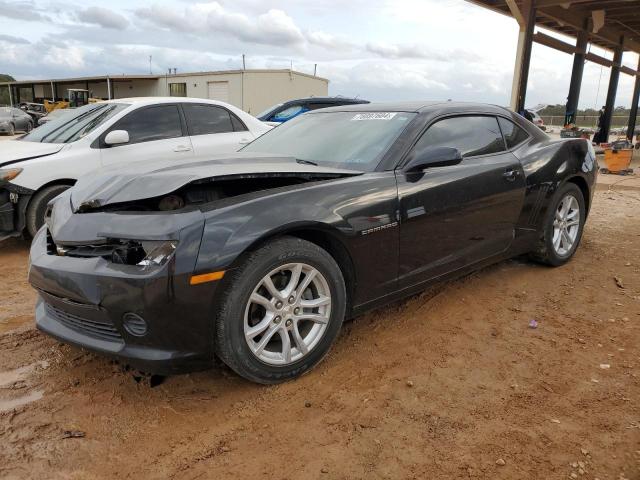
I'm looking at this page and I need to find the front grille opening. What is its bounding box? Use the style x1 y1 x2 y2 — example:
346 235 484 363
46 303 123 342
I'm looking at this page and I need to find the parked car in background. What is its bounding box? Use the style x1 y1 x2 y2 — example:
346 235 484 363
257 96 369 123
0 107 34 135
0 97 271 240
524 109 546 131
38 108 75 126
18 102 47 124
29 102 596 383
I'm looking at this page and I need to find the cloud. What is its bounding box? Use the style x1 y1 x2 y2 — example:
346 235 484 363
137 2 304 47
77 6 129 30
307 31 356 51
0 40 86 74
0 0 48 21
0 34 31 44
366 42 447 60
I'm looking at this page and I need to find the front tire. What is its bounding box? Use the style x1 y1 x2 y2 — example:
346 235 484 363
26 184 71 237
530 182 586 266
214 236 346 384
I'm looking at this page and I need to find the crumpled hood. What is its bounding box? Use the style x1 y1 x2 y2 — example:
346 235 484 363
0 140 65 167
71 153 362 211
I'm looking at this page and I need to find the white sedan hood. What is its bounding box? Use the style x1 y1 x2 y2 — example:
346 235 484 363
0 140 65 167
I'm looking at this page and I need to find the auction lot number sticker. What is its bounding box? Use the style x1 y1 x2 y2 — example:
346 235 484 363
351 112 397 121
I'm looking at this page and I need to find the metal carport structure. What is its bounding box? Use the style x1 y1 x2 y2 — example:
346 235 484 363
467 0 640 141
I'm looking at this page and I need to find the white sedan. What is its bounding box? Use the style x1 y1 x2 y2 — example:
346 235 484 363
0 97 271 240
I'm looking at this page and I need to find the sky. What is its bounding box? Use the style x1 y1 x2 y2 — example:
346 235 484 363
1 0 639 109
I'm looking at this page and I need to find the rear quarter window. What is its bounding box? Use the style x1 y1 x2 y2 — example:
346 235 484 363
498 117 530 149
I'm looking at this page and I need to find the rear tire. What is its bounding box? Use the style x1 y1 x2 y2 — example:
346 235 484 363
25 122 33 133
530 182 586 266
26 184 71 237
214 236 346 384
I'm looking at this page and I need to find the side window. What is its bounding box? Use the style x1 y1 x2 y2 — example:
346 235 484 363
111 105 183 145
230 112 248 132
413 115 505 158
183 104 234 135
271 104 307 122
498 117 529 149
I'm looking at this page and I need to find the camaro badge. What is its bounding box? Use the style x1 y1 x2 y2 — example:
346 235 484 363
360 221 399 236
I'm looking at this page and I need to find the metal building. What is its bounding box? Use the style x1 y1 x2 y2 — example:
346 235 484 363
0 69 329 116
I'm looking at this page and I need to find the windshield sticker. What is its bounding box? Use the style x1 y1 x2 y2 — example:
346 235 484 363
351 112 397 121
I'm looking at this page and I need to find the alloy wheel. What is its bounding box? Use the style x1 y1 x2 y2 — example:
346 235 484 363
552 194 580 257
244 263 332 366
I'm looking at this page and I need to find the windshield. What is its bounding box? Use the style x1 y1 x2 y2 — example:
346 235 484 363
242 111 416 171
257 103 283 120
21 103 130 144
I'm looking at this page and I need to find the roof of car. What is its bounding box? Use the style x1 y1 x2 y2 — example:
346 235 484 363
310 101 512 115
282 96 369 105
103 97 235 106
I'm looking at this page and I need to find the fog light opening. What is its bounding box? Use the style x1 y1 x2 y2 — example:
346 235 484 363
122 312 148 337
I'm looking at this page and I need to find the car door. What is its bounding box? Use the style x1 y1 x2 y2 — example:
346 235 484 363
396 114 526 289
99 104 194 167
181 103 254 158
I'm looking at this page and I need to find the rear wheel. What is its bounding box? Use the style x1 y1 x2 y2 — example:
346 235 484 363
26 184 71 237
214 237 346 384
25 121 33 133
530 182 586 266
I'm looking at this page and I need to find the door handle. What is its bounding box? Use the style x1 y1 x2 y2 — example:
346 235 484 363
173 145 192 152
238 138 251 145
502 169 520 181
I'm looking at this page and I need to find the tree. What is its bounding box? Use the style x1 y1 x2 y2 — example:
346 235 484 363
0 74 15 106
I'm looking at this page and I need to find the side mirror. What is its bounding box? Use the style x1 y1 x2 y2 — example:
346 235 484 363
403 146 463 173
104 130 130 146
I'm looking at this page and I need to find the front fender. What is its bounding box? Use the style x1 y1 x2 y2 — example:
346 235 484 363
194 201 353 274
192 172 400 308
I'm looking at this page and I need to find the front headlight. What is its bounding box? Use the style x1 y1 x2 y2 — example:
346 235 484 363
0 168 22 182
136 241 178 268
110 240 177 268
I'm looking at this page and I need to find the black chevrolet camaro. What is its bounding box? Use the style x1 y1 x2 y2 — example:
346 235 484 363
28 102 597 383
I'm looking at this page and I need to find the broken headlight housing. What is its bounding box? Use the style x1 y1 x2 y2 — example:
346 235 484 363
51 237 178 269
108 240 177 268
135 241 178 268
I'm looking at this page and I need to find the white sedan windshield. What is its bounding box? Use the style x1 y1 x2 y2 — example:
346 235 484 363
243 111 416 171
21 103 130 144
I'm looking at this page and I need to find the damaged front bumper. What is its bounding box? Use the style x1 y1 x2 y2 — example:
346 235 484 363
28 201 216 375
0 183 33 240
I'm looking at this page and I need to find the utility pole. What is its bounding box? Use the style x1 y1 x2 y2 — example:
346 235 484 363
242 54 246 70
149 55 152 74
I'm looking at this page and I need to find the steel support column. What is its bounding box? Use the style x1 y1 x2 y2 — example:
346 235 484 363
601 39 624 142
511 0 536 114
627 56 640 142
564 27 589 126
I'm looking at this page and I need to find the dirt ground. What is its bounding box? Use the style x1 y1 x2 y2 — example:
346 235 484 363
1 185 639 480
